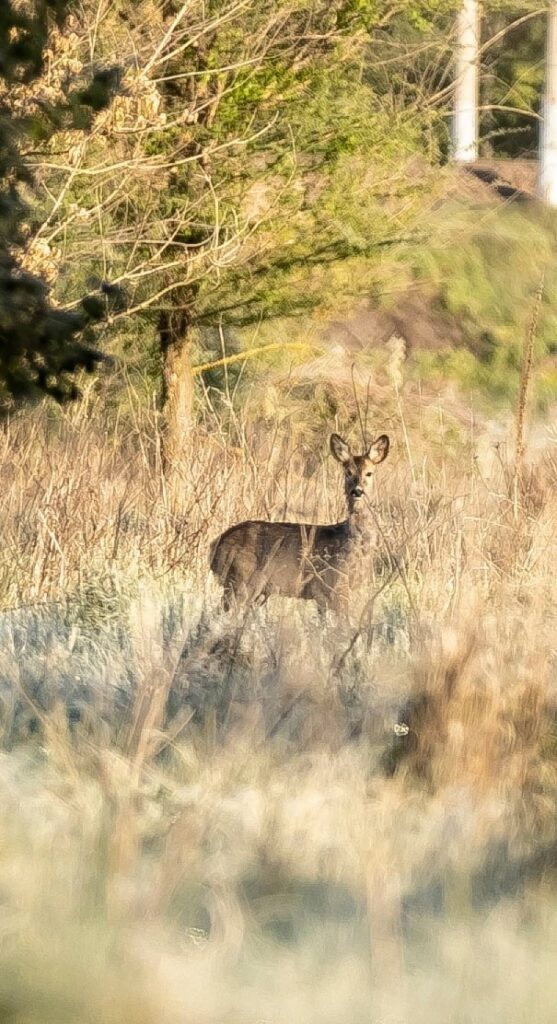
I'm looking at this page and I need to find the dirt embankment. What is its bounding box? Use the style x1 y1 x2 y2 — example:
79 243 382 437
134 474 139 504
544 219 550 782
321 158 540 360
321 291 463 358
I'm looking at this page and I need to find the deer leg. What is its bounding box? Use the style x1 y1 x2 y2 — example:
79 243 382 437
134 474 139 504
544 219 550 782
314 599 328 630
222 574 262 615
222 584 235 613
221 568 244 613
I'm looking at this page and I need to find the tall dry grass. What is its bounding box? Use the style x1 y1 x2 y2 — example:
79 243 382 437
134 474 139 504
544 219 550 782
0 377 556 1022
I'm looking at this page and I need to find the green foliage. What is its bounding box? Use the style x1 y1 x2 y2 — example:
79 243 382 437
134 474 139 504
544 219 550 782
481 4 546 157
28 0 444 383
5 0 556 416
13 0 553 415
405 0 455 33
408 203 557 406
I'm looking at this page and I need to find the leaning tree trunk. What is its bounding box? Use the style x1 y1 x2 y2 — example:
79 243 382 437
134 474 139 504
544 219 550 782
159 309 194 476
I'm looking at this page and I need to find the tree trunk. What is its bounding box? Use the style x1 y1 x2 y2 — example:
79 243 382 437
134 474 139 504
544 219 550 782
540 1 557 206
159 309 194 475
453 0 479 164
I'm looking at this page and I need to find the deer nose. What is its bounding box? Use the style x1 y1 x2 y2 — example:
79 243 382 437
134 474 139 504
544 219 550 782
351 486 364 498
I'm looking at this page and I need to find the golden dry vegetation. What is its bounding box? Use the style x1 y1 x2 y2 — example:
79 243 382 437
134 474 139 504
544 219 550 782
0 366 556 1023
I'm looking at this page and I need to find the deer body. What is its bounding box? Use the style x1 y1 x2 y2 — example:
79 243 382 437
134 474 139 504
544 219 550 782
210 433 390 612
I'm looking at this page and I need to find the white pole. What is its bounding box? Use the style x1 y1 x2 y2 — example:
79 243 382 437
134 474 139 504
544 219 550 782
540 1 557 206
453 0 479 164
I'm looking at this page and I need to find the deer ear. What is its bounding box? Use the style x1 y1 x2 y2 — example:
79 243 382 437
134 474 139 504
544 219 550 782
368 434 389 464
330 433 352 464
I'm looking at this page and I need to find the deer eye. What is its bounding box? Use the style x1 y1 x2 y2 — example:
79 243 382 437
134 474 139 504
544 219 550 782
365 471 373 478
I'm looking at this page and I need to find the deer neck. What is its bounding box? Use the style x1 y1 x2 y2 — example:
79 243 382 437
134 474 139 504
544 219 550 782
347 505 376 546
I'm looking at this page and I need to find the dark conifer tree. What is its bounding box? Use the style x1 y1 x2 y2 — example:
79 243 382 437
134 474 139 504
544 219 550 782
0 1 117 407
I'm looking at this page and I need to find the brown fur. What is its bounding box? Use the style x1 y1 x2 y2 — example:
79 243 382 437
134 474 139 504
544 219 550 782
210 433 390 611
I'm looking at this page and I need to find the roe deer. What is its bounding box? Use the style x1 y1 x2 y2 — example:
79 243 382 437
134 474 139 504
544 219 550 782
210 432 390 612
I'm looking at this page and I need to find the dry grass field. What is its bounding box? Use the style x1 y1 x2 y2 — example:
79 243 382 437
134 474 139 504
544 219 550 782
0 372 556 1023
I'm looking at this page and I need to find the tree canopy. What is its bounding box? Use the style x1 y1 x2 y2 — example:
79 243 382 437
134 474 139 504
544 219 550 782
0 0 551 412
27 0 442 332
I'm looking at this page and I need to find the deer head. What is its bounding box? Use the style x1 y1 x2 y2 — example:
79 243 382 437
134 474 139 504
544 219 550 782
330 433 390 515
